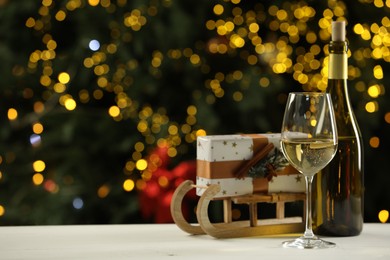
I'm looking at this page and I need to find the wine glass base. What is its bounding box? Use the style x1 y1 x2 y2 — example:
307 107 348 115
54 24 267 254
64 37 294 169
282 236 336 249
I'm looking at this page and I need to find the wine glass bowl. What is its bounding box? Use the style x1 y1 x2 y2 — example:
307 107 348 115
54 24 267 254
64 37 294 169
280 92 338 249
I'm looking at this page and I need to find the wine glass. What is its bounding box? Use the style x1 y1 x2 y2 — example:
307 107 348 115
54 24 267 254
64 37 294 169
280 92 338 249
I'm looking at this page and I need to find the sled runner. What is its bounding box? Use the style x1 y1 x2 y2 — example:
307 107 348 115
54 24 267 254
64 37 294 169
171 180 306 238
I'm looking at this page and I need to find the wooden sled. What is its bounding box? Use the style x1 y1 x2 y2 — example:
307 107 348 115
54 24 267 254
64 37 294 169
171 180 306 238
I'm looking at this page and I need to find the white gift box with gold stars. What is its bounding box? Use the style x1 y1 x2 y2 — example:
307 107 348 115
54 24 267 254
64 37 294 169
196 133 305 199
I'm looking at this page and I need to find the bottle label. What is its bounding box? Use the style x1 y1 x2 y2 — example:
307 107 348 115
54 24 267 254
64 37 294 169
329 54 347 79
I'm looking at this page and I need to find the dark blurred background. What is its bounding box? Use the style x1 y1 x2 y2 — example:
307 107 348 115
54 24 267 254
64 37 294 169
0 0 389 225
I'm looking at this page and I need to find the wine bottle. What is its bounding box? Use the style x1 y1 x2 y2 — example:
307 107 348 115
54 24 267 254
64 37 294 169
312 21 364 236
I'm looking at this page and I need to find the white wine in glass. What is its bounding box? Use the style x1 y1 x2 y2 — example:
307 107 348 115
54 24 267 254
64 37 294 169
280 92 338 249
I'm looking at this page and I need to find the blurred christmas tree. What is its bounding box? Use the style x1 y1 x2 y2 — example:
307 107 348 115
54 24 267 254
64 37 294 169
0 0 389 224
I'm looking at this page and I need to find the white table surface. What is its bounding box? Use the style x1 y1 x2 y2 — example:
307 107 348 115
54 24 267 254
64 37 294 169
0 223 389 259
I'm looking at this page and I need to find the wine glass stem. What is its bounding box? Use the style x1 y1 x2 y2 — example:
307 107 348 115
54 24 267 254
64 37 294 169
304 175 315 238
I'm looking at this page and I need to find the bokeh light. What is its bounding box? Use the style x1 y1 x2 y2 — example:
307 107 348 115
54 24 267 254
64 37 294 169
7 108 18 120
379 210 389 223
32 173 44 186
72 197 84 209
89 40 100 51
123 179 135 192
32 160 46 172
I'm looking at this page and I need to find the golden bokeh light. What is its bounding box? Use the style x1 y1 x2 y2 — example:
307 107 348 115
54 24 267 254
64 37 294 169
365 101 378 113
58 72 70 84
88 0 99 7
25 17 36 28
55 10 66 21
213 4 224 16
32 123 44 134
97 185 110 198
136 179 147 190
168 125 178 135
373 65 383 79
167 147 177 157
368 84 381 98
7 108 18 121
384 112 390 124
123 179 135 192
136 159 148 171
134 142 145 152
33 160 46 172
32 173 44 185
0 205 5 217
158 176 169 188
108 106 121 117
379 210 389 223
54 83 66 93
64 98 77 111
369 136 380 148
196 129 207 136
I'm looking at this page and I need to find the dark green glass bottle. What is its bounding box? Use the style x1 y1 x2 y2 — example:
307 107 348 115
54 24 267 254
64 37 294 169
312 21 364 236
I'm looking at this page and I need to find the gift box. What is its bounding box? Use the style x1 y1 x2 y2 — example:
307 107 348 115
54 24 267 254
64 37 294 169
196 133 305 199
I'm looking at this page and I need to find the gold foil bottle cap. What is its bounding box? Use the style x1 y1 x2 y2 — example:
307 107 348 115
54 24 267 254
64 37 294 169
331 21 346 42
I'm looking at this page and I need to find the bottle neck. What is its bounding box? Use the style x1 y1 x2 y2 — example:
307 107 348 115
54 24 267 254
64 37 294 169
327 40 357 135
327 40 349 96
328 41 348 80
